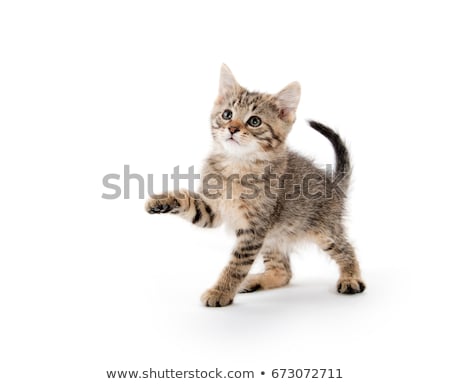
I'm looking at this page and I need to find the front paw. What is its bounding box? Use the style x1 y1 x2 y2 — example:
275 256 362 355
145 194 180 214
201 288 234 307
337 278 366 294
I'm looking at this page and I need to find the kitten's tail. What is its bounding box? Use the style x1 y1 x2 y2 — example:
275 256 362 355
308 120 351 189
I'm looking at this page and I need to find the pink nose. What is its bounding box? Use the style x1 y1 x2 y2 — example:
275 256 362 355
228 126 240 134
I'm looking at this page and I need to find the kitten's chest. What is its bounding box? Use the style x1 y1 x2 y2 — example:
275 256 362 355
216 183 258 230
205 165 263 202
202 164 263 223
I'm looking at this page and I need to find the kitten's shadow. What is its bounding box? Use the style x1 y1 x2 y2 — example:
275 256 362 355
196 279 370 341
203 279 364 316
238 280 340 304
249 281 366 315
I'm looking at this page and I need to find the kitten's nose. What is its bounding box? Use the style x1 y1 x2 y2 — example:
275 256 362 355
228 126 240 134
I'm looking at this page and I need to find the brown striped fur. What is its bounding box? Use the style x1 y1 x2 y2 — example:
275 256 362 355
146 65 365 307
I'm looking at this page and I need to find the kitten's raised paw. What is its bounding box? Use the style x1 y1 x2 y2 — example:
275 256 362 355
145 195 180 214
337 278 366 294
201 288 234 307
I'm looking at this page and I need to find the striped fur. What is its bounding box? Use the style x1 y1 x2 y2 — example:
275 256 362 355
146 191 218 228
146 65 365 307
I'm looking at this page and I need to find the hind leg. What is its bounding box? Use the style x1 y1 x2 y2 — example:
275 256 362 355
239 246 292 293
315 231 365 294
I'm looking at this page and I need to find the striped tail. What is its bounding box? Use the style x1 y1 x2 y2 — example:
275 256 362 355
308 120 351 190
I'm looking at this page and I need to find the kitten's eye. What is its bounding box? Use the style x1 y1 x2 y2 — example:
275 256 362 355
222 109 233 120
247 116 262 127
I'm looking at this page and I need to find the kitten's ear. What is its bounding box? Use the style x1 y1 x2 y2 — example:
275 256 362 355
217 64 240 103
275 82 301 123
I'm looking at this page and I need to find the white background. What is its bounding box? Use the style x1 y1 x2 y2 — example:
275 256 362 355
1 1 449 383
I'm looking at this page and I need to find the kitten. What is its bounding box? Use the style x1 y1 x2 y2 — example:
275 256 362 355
146 64 365 307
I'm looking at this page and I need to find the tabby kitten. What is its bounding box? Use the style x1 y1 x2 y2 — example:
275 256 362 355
146 65 365 307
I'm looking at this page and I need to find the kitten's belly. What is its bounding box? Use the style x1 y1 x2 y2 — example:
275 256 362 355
264 226 308 251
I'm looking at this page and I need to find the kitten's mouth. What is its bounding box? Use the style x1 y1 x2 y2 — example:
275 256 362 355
227 137 239 144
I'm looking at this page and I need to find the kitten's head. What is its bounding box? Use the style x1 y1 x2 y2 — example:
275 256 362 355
211 64 300 158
